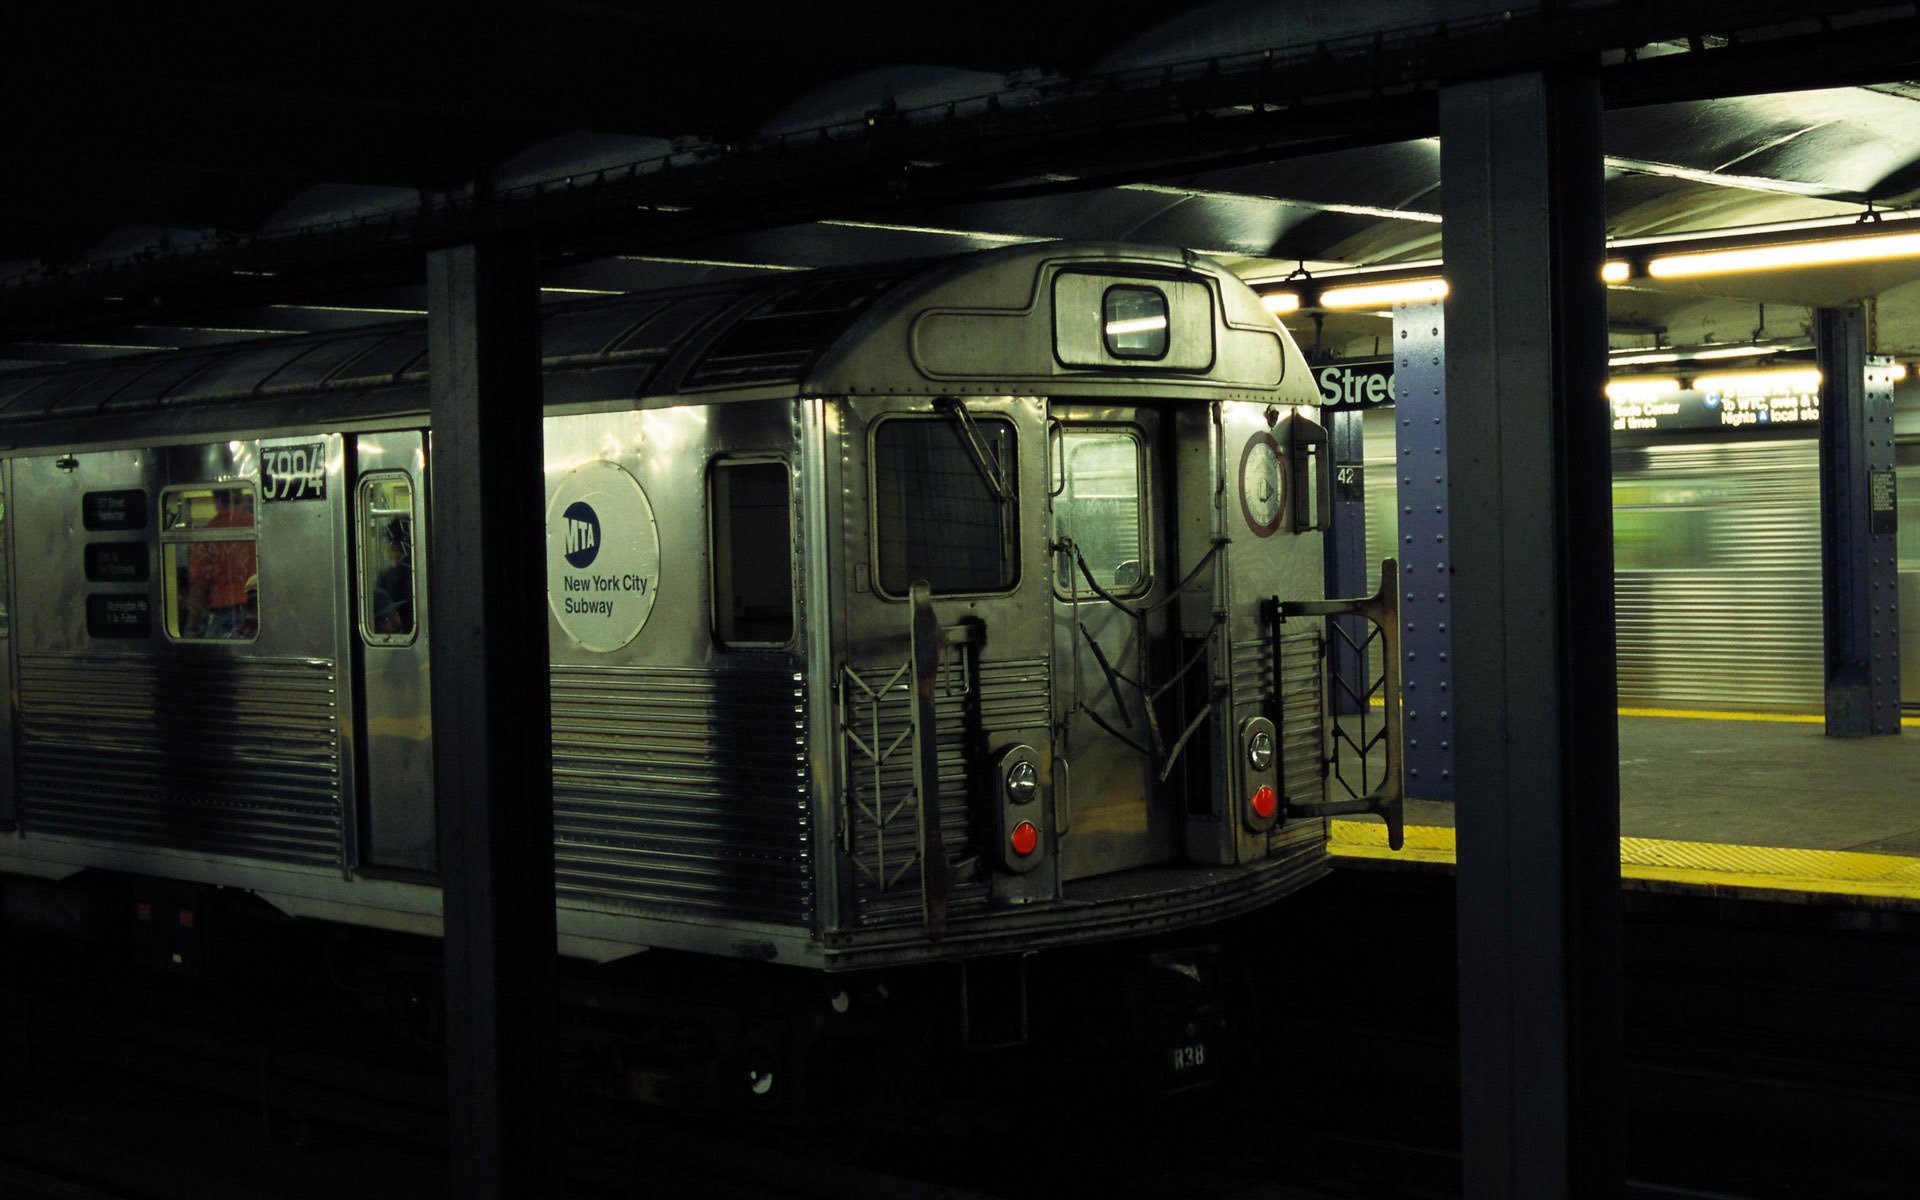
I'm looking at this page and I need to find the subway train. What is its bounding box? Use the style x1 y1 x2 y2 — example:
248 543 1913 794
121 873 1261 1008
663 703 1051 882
0 243 1399 1119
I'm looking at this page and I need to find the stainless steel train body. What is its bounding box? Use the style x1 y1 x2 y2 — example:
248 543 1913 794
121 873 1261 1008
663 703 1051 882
0 243 1354 971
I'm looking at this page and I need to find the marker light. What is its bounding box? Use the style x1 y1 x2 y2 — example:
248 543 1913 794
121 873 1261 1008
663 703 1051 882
1249 786 1278 821
1601 260 1631 284
1246 730 1274 772
1009 821 1040 858
1261 291 1302 314
1317 277 1448 310
1647 231 1920 279
1005 759 1039 804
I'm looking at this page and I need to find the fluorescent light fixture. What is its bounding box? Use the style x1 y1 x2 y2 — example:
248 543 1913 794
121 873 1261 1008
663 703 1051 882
1605 377 1679 400
1104 314 1168 336
1601 260 1631 284
1690 368 1821 394
1317 277 1448 309
1891 362 1910 382
1648 232 1920 279
1609 343 1794 367
1261 291 1301 314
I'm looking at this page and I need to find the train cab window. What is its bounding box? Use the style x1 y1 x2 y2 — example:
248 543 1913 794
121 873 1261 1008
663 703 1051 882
709 460 794 647
1102 286 1170 360
159 485 259 642
873 415 1018 596
1054 429 1148 595
357 474 417 644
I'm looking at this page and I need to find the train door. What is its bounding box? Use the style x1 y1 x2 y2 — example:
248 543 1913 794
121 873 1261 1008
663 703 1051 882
349 431 434 873
1049 404 1183 881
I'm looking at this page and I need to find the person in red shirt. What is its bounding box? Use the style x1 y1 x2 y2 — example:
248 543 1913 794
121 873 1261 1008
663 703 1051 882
185 489 257 639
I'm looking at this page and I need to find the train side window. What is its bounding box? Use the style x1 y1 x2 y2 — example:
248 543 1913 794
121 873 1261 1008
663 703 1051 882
709 460 794 648
872 415 1018 597
159 485 259 642
1054 428 1148 596
357 474 417 645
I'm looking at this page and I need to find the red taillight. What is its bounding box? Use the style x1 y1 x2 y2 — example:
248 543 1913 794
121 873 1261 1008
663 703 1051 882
1010 820 1040 857
1249 785 1277 821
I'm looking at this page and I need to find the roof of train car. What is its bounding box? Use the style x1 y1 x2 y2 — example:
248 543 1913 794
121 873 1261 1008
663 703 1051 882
0 243 1314 440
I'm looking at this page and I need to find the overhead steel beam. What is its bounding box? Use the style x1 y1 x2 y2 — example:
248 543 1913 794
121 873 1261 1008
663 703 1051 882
1440 69 1623 1197
4 2 1915 337
1815 306 1903 736
427 242 558 1199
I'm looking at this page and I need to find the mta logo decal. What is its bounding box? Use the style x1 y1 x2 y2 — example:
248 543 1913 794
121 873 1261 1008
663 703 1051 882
562 501 601 569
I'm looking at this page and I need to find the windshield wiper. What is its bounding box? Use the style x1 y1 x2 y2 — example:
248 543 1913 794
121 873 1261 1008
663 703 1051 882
935 397 1011 502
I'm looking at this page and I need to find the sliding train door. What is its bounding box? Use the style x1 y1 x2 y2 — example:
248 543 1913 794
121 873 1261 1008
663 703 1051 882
349 431 434 873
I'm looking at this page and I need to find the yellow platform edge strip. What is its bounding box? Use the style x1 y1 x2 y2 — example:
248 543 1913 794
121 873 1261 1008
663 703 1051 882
1367 698 1920 728
1329 820 1920 902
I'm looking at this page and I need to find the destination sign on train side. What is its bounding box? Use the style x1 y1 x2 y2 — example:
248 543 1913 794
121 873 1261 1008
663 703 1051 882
1609 380 1821 434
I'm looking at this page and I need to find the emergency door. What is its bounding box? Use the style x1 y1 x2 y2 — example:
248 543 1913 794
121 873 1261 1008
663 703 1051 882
1049 406 1184 881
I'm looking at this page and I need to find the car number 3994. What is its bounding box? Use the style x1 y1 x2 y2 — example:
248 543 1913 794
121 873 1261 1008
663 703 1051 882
1170 1043 1207 1071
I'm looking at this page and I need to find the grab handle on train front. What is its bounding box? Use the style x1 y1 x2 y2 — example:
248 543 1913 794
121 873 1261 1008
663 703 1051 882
1265 560 1404 851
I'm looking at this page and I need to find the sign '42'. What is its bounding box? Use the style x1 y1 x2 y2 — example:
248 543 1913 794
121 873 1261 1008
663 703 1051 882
262 441 328 502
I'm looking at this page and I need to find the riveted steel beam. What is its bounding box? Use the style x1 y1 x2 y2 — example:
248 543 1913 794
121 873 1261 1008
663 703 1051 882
1391 301 1455 801
1816 306 1903 736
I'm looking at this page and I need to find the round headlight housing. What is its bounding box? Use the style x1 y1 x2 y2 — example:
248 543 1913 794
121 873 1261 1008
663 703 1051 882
1246 730 1274 772
1005 759 1039 805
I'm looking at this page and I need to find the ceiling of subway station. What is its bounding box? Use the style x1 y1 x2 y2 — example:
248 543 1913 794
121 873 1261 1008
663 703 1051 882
4 1 1920 372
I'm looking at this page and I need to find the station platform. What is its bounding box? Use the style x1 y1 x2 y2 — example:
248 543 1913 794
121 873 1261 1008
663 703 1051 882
1331 709 1920 908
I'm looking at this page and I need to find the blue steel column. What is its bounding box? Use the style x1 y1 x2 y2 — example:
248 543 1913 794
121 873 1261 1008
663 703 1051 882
1325 408 1369 715
1392 302 1455 800
427 243 558 1198
1816 307 1903 737
1440 70 1623 1198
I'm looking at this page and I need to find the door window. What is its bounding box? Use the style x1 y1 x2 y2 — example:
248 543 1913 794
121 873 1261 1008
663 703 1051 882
357 474 417 644
1054 428 1148 596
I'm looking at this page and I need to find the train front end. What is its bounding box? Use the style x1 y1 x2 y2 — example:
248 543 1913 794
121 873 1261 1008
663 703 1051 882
805 243 1401 971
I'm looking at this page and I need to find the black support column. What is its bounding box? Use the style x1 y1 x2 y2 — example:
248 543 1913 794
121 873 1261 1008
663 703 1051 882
1815 306 1903 737
427 243 558 1198
1439 71 1623 1197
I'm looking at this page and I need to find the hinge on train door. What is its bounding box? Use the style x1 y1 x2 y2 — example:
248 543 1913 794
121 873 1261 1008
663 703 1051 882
1264 561 1405 850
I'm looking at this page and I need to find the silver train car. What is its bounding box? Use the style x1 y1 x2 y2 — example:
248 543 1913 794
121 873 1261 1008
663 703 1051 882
0 242 1397 974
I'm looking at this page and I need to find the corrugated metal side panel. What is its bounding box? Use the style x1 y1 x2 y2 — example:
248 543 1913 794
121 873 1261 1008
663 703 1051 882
1235 631 1327 850
1612 439 1822 712
549 664 811 925
16 653 343 866
843 656 1049 927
